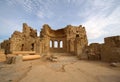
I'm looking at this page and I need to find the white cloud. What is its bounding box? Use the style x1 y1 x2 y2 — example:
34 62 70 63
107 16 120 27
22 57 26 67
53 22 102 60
36 11 44 19
0 18 22 34
1 0 120 44
82 0 120 41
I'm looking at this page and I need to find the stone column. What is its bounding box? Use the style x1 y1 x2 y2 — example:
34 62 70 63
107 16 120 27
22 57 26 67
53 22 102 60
58 41 60 48
66 40 70 52
52 40 54 48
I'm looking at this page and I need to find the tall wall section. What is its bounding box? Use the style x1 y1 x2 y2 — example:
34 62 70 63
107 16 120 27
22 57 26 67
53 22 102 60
65 25 88 57
101 36 120 62
40 24 88 56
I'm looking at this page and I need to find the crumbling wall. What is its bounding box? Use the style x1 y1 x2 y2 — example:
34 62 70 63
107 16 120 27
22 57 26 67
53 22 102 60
1 40 10 54
40 24 88 55
101 36 120 62
10 31 23 52
86 43 101 60
0 49 6 62
23 23 37 38
1 23 88 56
65 25 88 57
40 24 51 53
10 23 40 53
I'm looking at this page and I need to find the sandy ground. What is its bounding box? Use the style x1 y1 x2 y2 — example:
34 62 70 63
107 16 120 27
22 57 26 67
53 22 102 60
0 55 120 82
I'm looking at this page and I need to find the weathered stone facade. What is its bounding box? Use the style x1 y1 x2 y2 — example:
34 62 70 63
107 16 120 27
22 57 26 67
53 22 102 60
101 36 120 62
10 23 38 52
0 40 10 54
86 36 120 62
85 43 101 60
0 49 6 62
40 24 88 55
0 23 88 58
0 23 120 62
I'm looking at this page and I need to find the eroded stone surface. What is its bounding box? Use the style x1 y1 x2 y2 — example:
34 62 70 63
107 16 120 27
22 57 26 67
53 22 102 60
0 23 120 62
85 36 120 62
0 23 88 58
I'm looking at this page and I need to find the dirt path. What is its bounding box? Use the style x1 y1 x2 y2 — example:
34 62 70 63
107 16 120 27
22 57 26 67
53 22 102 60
20 56 120 82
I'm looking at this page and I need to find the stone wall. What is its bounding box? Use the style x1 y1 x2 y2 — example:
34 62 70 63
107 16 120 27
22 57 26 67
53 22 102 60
0 23 88 56
10 31 23 52
0 49 6 62
0 23 120 62
101 36 120 62
40 24 88 55
86 43 101 60
10 23 39 53
0 40 10 54
86 36 120 62
66 25 88 57
0 23 40 54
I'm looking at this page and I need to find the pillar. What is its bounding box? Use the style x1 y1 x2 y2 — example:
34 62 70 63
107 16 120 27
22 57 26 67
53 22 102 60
52 40 54 48
58 41 60 48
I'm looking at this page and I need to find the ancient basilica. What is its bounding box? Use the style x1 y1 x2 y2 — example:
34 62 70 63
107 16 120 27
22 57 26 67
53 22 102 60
0 23 120 62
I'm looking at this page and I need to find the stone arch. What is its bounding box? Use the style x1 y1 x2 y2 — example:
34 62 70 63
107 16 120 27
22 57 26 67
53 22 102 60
60 41 63 48
50 40 52 48
54 41 58 48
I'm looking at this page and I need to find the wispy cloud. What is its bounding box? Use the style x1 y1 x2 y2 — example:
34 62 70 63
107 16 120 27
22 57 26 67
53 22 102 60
81 0 120 43
0 0 120 43
0 18 23 42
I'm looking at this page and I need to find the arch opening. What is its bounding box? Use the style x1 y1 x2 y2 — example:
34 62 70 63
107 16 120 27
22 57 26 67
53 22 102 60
54 41 58 48
60 41 63 48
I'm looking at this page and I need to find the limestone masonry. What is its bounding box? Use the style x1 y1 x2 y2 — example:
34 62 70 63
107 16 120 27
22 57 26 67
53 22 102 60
0 23 120 62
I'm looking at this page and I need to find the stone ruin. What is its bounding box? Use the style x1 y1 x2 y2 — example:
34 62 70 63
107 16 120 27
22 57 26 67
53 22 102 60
0 23 88 63
85 43 101 60
86 36 120 62
0 23 120 63
101 36 120 62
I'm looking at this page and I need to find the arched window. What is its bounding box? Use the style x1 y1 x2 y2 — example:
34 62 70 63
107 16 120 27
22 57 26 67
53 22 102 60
50 40 52 48
60 41 63 48
54 41 58 48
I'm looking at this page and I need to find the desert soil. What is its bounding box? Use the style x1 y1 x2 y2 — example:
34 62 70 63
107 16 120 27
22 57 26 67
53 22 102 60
0 55 120 82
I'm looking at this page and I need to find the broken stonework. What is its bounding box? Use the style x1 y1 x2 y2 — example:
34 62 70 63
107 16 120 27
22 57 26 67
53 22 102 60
6 55 23 64
0 23 120 62
86 43 101 60
0 49 6 62
0 23 88 58
101 36 120 62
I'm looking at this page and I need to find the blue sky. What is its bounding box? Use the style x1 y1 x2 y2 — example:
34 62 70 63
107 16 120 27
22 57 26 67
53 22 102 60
0 0 120 44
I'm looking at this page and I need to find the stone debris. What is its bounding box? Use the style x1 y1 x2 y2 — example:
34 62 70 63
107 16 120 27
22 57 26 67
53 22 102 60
48 55 58 62
110 62 118 67
6 55 23 64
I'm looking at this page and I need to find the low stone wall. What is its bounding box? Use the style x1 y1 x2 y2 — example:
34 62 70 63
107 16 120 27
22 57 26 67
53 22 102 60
0 49 6 62
86 43 101 60
101 36 120 62
101 44 120 62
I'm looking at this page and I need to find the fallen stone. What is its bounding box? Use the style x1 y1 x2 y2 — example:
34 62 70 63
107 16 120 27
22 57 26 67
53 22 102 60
110 62 118 67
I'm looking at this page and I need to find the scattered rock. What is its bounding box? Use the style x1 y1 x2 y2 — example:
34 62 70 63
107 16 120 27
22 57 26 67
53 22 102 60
49 55 58 62
110 62 118 67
